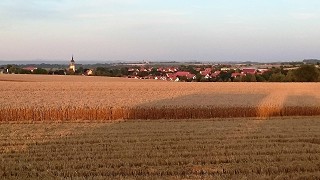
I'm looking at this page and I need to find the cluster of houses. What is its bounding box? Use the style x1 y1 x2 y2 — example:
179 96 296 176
0 56 94 76
230 68 268 79
2 57 308 81
127 66 272 81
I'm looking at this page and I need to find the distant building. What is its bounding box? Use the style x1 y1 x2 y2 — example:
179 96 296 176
0 67 6 74
241 68 257 75
231 72 245 78
22 66 37 73
84 69 93 76
221 67 230 71
69 55 76 72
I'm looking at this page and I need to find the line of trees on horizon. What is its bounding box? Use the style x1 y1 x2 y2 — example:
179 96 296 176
93 64 320 82
231 65 320 82
1 64 320 82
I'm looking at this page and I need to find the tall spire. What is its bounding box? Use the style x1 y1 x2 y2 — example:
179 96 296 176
69 55 76 72
71 54 75 63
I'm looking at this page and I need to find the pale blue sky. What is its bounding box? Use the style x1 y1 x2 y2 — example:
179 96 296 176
0 0 320 61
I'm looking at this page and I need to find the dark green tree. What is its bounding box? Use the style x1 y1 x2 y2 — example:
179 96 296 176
243 74 257 82
294 65 320 82
255 74 266 82
120 67 129 76
150 67 160 76
137 71 149 77
195 73 202 82
8 66 17 74
269 73 285 82
218 71 232 82
233 76 242 82
17 69 31 74
187 66 197 74
284 70 295 82
110 69 122 77
33 68 48 74
95 67 108 76
261 71 272 81
76 67 84 74
6 64 13 70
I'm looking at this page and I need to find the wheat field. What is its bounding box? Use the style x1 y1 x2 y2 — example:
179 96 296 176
1 74 320 179
1 74 320 121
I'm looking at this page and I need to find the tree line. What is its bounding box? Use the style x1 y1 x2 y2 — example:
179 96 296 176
2 64 320 82
93 64 320 82
231 65 319 82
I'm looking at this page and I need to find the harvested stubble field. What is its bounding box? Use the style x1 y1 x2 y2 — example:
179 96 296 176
0 117 320 179
1 74 320 121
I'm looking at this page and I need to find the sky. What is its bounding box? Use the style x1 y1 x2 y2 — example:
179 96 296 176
0 0 320 62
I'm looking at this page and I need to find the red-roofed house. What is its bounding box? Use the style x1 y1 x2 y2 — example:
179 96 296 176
257 69 269 74
204 68 212 72
200 71 210 76
242 68 256 75
211 71 221 78
186 74 196 80
166 67 178 72
22 67 37 72
175 71 191 77
139 68 148 72
166 71 196 81
167 73 179 81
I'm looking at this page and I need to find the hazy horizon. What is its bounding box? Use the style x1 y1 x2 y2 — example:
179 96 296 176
1 0 320 62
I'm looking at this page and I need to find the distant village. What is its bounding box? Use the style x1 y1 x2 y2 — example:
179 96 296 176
1 57 320 82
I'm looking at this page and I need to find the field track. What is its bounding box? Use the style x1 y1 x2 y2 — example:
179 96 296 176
1 74 320 121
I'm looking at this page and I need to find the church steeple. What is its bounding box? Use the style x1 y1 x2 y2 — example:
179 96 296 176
69 55 76 72
71 55 75 63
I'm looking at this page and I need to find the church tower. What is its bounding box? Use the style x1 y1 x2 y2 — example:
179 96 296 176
69 55 76 72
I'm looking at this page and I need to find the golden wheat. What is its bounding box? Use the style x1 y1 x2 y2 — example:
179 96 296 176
1 74 320 121
1 106 320 122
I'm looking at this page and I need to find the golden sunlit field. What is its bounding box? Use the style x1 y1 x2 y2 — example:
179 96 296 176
1 74 320 121
0 74 320 179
